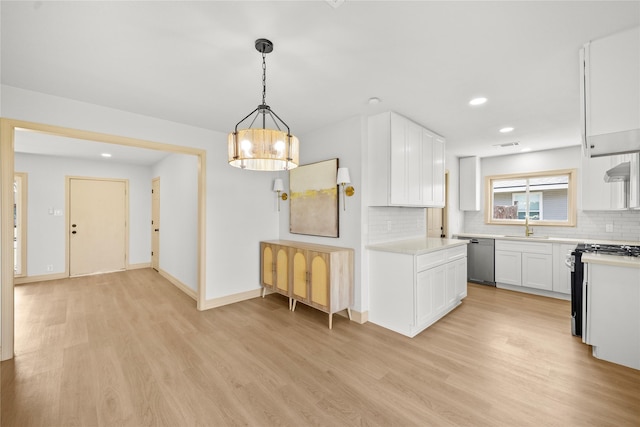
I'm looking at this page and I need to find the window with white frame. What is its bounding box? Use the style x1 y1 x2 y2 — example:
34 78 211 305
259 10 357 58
486 169 576 226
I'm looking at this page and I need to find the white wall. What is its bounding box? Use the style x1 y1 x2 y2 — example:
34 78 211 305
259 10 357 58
3 85 280 301
462 146 640 241
278 115 365 311
151 153 198 291
15 152 152 276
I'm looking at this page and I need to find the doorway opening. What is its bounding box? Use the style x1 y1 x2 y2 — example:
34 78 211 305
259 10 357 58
427 171 449 238
1 118 207 361
13 172 27 277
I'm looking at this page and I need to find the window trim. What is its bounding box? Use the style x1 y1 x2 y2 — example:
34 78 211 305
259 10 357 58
485 168 577 227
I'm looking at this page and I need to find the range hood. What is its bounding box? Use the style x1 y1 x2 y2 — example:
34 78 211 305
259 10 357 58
604 161 630 182
588 129 640 158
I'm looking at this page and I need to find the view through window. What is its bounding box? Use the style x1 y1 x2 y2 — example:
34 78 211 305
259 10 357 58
486 169 576 226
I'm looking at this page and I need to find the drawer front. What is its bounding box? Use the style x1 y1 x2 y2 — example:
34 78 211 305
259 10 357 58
417 250 446 271
446 245 467 261
495 240 552 254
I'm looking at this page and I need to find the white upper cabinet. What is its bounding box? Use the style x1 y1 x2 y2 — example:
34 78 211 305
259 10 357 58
459 156 481 211
581 26 640 157
368 111 446 207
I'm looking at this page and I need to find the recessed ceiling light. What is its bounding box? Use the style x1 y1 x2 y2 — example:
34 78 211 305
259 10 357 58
499 127 514 133
368 97 381 105
101 153 112 158
469 97 487 106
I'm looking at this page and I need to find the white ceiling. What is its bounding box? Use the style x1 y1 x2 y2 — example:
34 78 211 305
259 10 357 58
2 1 639 159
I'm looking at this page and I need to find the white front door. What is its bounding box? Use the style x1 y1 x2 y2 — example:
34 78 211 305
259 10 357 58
69 178 127 276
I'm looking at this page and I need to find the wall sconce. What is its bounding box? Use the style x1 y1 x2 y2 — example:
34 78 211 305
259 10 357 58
336 167 355 211
273 178 288 211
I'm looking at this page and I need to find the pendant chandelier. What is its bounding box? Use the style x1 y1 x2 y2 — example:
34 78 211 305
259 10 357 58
228 38 299 171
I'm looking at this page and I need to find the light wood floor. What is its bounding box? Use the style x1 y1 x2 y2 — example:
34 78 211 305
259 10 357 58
2 269 639 426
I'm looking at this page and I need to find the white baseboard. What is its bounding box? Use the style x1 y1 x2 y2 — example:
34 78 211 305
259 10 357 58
127 262 151 270
200 288 263 310
349 309 368 324
158 269 197 300
14 272 68 285
496 283 571 301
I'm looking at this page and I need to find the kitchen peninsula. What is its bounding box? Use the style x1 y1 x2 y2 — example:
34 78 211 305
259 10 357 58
368 238 468 337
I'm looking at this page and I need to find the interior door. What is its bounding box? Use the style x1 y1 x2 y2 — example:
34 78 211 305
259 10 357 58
151 177 160 271
69 178 127 276
427 208 444 238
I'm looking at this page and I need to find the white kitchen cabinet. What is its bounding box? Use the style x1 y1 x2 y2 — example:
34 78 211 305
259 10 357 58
584 260 640 370
368 111 445 207
448 257 468 303
495 240 553 291
552 243 574 295
459 156 481 211
581 154 628 210
369 243 467 338
423 130 446 207
495 250 521 286
581 26 640 157
522 253 553 290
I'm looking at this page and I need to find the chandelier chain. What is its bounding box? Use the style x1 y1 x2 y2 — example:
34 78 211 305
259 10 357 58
261 51 267 106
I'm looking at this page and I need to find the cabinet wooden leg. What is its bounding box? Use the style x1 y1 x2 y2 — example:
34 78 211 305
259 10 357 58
261 287 266 298
347 308 352 321
291 299 297 311
329 313 333 330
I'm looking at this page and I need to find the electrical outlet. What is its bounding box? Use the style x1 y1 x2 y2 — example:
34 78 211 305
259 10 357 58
605 223 614 233
46 265 53 272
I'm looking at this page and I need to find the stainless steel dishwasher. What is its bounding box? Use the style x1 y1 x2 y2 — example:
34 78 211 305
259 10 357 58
458 237 495 286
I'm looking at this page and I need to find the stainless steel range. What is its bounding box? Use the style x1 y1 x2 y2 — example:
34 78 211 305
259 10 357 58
567 243 640 336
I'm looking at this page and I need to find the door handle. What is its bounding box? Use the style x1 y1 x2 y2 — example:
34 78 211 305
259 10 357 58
72 224 77 228
154 228 159 232
72 230 77 234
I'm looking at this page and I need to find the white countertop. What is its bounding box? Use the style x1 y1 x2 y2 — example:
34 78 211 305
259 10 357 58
367 237 468 255
454 233 640 246
582 253 640 269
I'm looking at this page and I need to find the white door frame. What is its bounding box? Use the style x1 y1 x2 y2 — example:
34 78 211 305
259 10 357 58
151 177 160 271
0 118 207 361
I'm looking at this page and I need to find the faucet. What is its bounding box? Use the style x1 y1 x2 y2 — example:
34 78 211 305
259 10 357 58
525 216 534 237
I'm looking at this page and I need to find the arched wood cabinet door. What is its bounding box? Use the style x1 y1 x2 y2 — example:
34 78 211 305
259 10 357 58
260 243 275 291
309 252 330 310
292 249 308 302
276 247 289 293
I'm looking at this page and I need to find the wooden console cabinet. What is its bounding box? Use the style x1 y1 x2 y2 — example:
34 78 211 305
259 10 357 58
260 240 354 329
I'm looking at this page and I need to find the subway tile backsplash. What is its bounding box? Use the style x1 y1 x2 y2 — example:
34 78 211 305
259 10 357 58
463 210 640 242
368 207 426 244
